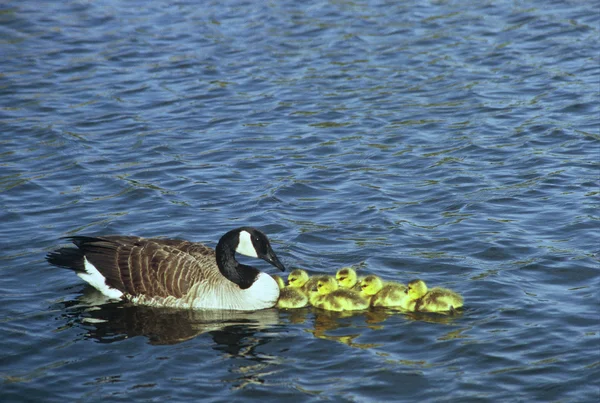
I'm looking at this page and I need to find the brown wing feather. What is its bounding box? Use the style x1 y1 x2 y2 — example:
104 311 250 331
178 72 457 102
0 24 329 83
76 236 217 299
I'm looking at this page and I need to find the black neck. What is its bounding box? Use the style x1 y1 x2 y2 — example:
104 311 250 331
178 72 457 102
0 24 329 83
216 235 259 290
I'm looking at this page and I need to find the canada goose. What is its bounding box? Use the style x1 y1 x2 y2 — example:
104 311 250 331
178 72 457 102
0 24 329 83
273 275 309 309
310 277 369 312
406 279 463 313
359 275 411 310
46 227 286 311
335 267 362 291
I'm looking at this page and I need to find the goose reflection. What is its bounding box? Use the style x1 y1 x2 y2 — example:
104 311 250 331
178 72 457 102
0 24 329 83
58 288 280 347
56 289 287 392
57 286 464 350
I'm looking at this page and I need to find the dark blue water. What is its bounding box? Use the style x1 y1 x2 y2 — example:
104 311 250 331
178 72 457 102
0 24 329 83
1 0 599 401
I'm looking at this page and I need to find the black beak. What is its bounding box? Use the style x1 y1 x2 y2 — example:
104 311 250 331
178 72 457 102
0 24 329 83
263 248 286 272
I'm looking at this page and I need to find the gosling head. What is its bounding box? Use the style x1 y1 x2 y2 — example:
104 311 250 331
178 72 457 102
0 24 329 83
336 267 358 288
360 275 384 296
407 279 428 300
316 277 339 295
288 269 309 288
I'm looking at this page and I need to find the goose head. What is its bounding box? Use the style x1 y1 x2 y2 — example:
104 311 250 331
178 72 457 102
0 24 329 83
235 227 286 271
217 227 286 270
215 227 286 289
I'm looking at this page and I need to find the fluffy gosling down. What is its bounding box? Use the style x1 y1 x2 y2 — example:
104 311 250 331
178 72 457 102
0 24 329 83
335 267 362 291
272 275 308 309
287 269 320 295
406 279 463 313
310 276 369 312
359 275 412 310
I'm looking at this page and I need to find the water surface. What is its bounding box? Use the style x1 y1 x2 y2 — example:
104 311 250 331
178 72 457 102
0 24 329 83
1 0 599 402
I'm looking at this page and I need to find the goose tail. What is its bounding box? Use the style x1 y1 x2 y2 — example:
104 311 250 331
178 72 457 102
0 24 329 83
47 236 125 300
46 242 86 273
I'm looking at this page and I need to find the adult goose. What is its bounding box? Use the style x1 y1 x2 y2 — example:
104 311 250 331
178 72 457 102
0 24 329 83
46 227 286 311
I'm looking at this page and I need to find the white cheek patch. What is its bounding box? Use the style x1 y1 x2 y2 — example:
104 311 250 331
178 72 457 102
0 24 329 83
77 257 123 300
236 230 258 258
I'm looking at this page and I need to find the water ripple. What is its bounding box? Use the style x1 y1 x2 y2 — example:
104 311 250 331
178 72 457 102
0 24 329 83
1 0 599 401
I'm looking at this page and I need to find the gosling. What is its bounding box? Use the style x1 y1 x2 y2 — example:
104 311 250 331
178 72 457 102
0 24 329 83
335 267 362 291
273 275 308 309
310 276 369 312
406 279 463 313
359 275 412 310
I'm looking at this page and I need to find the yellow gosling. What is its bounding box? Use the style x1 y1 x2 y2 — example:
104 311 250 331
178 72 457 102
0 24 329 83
359 275 412 310
288 269 323 295
273 274 308 309
406 279 463 313
311 276 369 312
306 274 333 305
287 269 309 290
277 287 309 309
335 267 362 291
272 275 286 289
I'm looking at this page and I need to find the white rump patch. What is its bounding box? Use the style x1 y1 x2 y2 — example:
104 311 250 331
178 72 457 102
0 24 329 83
77 257 123 300
236 230 258 258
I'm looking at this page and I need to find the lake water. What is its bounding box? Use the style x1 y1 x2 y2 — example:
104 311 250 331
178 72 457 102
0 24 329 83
1 0 599 401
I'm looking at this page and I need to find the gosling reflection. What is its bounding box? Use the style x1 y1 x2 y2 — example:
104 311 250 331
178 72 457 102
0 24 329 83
403 310 464 325
309 309 379 349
